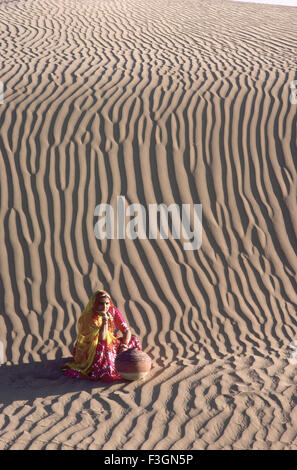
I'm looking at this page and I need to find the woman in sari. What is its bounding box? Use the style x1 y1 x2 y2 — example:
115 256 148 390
62 290 141 382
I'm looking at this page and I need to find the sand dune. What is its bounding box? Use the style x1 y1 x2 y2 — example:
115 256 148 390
0 0 297 450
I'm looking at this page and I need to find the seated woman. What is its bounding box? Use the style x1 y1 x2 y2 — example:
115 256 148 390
62 290 141 382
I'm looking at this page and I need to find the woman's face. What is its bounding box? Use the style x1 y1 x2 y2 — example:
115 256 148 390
97 295 110 314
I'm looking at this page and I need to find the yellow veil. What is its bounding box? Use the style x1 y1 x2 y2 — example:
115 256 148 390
61 290 117 376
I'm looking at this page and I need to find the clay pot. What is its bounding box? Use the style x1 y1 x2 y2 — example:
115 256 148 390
115 348 152 381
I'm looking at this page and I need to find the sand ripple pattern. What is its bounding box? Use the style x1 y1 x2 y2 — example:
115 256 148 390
0 0 297 450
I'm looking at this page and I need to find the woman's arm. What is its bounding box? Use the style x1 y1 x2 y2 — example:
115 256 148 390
98 314 109 342
121 328 131 346
114 308 131 349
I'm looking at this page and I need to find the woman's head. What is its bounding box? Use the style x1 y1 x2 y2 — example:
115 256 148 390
95 290 112 313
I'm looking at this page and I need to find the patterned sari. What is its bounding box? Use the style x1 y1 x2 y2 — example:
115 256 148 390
62 290 141 382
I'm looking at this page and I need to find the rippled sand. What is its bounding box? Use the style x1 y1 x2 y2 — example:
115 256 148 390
0 0 297 450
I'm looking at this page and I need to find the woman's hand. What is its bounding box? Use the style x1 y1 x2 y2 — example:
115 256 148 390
101 313 109 323
97 312 110 341
97 311 110 323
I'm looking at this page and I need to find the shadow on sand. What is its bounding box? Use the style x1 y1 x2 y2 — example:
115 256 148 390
0 357 128 407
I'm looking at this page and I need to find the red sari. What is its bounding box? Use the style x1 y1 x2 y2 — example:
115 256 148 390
63 305 141 382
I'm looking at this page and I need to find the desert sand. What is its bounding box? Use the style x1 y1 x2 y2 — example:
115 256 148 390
0 0 297 450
